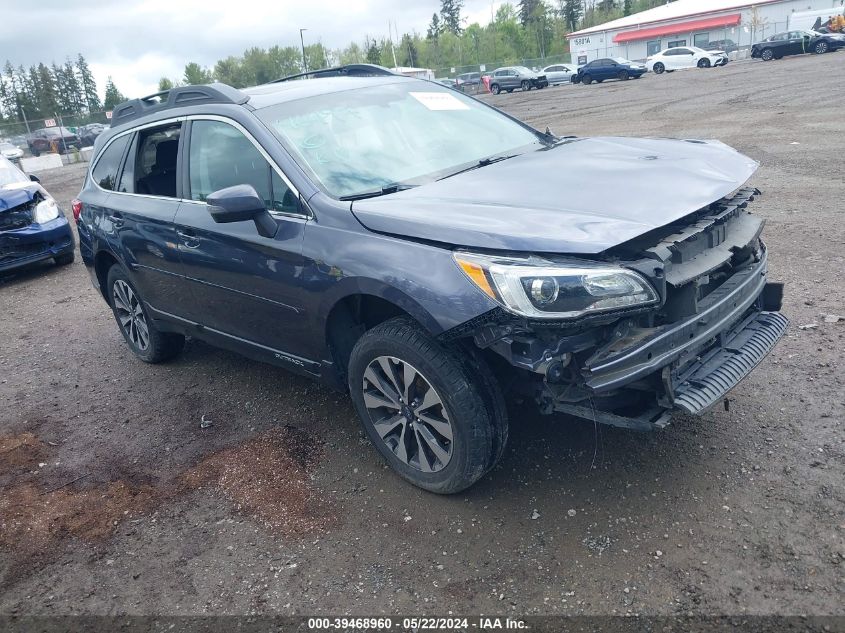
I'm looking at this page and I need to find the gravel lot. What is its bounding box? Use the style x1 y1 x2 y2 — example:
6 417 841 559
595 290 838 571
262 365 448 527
1 53 843 618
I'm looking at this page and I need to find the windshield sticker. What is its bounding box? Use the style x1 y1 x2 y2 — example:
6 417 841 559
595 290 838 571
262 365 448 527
409 92 470 111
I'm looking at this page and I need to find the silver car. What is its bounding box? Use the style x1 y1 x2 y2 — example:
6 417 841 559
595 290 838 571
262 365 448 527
541 63 576 85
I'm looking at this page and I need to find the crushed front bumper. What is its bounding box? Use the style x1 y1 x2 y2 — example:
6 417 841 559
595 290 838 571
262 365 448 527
553 248 787 427
0 216 74 272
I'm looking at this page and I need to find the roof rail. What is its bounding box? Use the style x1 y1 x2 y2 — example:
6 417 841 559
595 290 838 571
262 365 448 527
109 83 249 128
271 64 397 83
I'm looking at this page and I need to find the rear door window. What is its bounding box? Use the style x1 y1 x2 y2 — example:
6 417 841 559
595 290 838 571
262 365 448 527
134 123 182 198
91 135 130 191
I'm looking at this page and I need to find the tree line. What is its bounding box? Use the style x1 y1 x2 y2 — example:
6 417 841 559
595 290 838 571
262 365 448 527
2 0 673 131
0 54 130 131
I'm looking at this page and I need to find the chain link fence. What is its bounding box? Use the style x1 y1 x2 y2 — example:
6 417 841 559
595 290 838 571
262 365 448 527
0 111 112 162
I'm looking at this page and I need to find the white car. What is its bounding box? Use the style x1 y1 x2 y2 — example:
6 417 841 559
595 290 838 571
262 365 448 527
541 63 576 85
0 141 23 161
646 46 729 74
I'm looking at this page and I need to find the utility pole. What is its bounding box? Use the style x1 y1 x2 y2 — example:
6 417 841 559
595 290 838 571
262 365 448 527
300 28 308 74
20 107 31 134
388 21 399 68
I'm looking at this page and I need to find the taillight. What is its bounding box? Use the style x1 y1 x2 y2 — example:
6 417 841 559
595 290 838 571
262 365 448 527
71 198 83 222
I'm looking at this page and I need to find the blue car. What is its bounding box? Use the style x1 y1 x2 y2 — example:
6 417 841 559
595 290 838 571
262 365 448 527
0 156 75 273
573 57 647 85
76 68 786 493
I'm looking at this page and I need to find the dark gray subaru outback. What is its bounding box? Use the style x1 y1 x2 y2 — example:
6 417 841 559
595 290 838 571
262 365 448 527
75 65 787 493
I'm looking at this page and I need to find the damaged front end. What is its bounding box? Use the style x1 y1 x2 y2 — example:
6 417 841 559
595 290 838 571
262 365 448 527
450 187 788 431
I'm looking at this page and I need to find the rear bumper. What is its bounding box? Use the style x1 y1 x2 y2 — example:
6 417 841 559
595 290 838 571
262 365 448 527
0 217 74 272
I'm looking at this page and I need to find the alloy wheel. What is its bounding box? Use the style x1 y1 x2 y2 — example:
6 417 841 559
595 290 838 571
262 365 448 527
815 42 828 54
361 356 453 473
113 279 149 351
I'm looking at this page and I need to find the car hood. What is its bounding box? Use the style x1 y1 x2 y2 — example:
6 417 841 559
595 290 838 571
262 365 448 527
351 136 759 254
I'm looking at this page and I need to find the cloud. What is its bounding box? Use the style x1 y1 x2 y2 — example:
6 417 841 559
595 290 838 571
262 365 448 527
2 1 503 99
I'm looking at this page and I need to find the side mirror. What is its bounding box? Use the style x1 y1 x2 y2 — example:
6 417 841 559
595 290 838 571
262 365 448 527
28 174 40 183
206 184 278 238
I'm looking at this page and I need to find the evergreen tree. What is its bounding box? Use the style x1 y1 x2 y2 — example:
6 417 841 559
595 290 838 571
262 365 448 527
519 0 541 26
64 59 83 113
103 77 126 110
365 38 382 64
427 13 442 39
399 34 419 67
561 0 583 31
76 54 101 111
623 0 633 16
440 0 464 35
36 64 61 119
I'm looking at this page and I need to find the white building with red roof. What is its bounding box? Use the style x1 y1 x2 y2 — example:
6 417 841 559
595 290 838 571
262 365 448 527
567 0 844 64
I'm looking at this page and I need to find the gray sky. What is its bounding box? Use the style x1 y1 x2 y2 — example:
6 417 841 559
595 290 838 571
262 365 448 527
1 0 504 100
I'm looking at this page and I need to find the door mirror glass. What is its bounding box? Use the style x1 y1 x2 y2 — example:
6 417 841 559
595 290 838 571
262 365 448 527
207 184 278 238
28 173 40 183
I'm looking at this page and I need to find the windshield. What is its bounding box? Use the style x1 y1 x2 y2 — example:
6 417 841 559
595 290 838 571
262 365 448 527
256 81 544 199
0 159 28 187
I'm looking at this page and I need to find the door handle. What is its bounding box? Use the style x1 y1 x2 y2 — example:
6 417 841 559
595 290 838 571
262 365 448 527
176 228 200 248
108 212 124 227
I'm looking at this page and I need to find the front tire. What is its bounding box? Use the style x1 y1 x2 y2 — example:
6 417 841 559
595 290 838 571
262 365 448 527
653 62 665 74
814 41 829 54
761 48 774 61
582 74 592 85
490 83 500 95
348 318 500 494
521 80 530 91
617 70 629 80
106 265 184 364
698 58 711 68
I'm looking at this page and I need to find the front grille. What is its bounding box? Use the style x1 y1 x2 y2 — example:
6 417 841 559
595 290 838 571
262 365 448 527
611 188 764 327
0 202 33 231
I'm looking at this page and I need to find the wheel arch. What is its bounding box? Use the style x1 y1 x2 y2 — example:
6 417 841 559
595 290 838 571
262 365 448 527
94 248 121 303
322 285 443 387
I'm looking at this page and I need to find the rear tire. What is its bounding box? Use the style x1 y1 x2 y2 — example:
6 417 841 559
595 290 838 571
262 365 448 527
347 317 500 494
106 265 185 364
653 62 665 74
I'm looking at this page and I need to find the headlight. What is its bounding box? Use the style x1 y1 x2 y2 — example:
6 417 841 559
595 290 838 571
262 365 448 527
33 199 60 224
454 252 659 319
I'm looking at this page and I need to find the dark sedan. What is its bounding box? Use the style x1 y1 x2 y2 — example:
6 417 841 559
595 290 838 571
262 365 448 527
26 127 81 156
572 57 647 84
752 30 845 60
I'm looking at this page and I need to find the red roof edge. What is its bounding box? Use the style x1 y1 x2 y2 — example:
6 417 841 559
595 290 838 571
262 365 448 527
613 13 742 43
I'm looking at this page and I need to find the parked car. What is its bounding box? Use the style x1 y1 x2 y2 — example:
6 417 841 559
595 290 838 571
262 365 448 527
572 57 647 84
26 127 81 156
456 72 482 92
541 63 576 85
488 66 548 94
0 156 75 273
647 46 729 74
78 123 107 147
75 73 787 493
0 141 24 161
752 30 845 60
703 39 738 54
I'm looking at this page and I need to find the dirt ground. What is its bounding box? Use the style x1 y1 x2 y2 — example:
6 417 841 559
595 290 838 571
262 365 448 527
1 53 843 618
